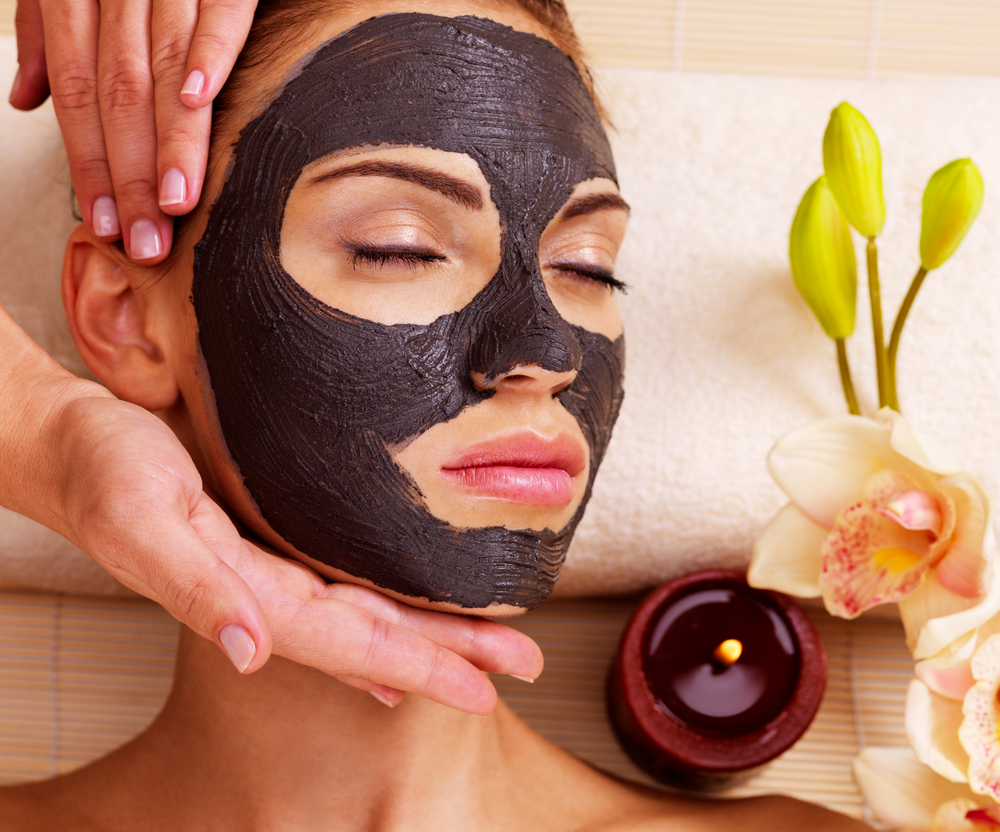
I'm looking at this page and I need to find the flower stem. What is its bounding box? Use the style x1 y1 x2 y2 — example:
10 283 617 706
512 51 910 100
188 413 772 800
886 265 928 413
836 338 860 415
866 239 889 409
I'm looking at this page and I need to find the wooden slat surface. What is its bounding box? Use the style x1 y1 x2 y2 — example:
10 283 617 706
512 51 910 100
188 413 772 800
0 591 915 822
1 1 999 77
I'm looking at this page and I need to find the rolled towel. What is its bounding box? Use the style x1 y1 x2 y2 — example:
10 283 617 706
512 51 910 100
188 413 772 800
558 69 1000 597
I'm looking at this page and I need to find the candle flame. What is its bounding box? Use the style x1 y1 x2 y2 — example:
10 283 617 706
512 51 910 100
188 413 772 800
713 639 743 667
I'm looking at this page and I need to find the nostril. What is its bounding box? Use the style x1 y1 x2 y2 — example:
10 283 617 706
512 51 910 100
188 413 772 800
470 366 577 396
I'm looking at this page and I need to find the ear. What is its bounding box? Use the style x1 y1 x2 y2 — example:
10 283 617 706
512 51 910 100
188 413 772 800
62 226 179 411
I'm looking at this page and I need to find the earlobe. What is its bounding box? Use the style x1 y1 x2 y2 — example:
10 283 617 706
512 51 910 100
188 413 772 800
62 226 179 411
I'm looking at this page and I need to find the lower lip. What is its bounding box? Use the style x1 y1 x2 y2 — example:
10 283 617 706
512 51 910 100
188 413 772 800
441 466 576 506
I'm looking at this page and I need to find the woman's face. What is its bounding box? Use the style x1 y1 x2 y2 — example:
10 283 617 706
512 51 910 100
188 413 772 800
170 5 628 615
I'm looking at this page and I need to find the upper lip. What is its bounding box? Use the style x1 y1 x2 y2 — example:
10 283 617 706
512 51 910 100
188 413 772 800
441 432 587 478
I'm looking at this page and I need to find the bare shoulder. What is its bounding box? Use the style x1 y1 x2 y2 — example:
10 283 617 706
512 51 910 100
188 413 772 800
586 787 874 832
0 778 99 832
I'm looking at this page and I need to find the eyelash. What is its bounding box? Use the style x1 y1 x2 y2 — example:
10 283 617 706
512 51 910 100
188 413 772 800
348 245 446 271
345 245 627 294
551 262 629 294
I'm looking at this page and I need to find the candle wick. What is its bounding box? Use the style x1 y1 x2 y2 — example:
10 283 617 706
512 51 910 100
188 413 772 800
712 638 743 670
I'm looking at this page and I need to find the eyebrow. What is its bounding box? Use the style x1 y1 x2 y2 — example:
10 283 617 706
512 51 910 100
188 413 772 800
560 192 631 220
309 160 484 211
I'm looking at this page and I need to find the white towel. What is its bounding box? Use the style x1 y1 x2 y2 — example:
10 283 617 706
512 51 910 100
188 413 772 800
2 34 999 599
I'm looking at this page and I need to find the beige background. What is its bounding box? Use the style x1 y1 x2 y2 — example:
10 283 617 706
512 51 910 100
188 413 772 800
3 0 999 76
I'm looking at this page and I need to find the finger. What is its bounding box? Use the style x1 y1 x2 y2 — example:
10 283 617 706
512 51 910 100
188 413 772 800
321 583 544 680
39 0 123 241
93 491 273 675
179 0 257 109
97 0 172 263
270 591 501 715
151 0 209 215
337 676 406 708
10 0 50 110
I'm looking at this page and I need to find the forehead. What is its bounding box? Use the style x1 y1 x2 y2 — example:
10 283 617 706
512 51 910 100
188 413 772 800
235 13 615 188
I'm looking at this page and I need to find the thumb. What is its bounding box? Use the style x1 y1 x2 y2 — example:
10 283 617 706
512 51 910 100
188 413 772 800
107 491 274 675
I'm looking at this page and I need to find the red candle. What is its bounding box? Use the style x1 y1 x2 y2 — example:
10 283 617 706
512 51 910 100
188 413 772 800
607 570 826 791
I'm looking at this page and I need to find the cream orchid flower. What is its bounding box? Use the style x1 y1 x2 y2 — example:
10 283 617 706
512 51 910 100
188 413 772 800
853 746 990 831
907 630 1000 802
854 636 1000 830
749 408 997 658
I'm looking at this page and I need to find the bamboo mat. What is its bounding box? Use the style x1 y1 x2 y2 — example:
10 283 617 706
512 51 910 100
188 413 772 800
0 591 913 821
1 1 998 77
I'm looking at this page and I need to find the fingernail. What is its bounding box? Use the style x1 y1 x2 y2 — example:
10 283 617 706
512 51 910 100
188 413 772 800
180 69 205 98
369 690 398 708
219 624 256 674
510 675 536 684
159 168 187 207
129 219 163 260
92 196 121 237
8 67 21 106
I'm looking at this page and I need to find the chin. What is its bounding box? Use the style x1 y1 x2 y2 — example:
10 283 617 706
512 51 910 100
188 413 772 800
289 552 536 618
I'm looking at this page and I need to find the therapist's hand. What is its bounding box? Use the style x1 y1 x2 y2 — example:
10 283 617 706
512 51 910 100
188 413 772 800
0 307 541 715
44 389 542 715
8 0 257 264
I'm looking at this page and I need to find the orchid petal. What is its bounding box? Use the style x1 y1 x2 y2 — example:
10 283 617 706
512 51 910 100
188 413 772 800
882 490 944 535
907 679 970 782
903 570 1000 660
934 476 992 600
854 746 975 830
821 470 934 618
916 655 976 702
932 798 996 832
748 504 825 597
959 634 1000 801
962 806 1000 828
768 415 932 529
880 408 964 476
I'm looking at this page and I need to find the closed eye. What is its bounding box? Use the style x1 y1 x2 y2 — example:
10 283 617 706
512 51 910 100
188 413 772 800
550 261 629 294
347 244 447 270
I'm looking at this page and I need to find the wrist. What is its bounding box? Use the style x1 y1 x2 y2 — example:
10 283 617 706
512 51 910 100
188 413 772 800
0 306 113 533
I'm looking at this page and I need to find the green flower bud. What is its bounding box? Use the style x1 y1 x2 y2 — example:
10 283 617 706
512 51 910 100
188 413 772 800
919 158 984 271
823 102 886 239
789 176 857 339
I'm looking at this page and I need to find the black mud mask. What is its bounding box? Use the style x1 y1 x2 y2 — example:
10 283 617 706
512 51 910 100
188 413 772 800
192 14 624 609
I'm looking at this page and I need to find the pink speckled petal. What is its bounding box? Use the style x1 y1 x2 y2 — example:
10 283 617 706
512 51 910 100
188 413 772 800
768 414 928 529
907 679 970 783
959 635 1000 801
821 470 935 618
748 503 825 598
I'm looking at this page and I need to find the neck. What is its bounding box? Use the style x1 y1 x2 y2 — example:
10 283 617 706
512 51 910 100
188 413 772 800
115 628 541 832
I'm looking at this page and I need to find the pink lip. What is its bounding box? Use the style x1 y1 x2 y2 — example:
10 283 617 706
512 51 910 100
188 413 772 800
440 434 587 507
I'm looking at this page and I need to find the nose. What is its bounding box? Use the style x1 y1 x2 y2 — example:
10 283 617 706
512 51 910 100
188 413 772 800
470 362 578 396
468 276 584 394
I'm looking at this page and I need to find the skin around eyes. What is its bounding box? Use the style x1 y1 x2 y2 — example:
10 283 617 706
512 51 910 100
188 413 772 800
280 147 502 326
282 149 628 331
